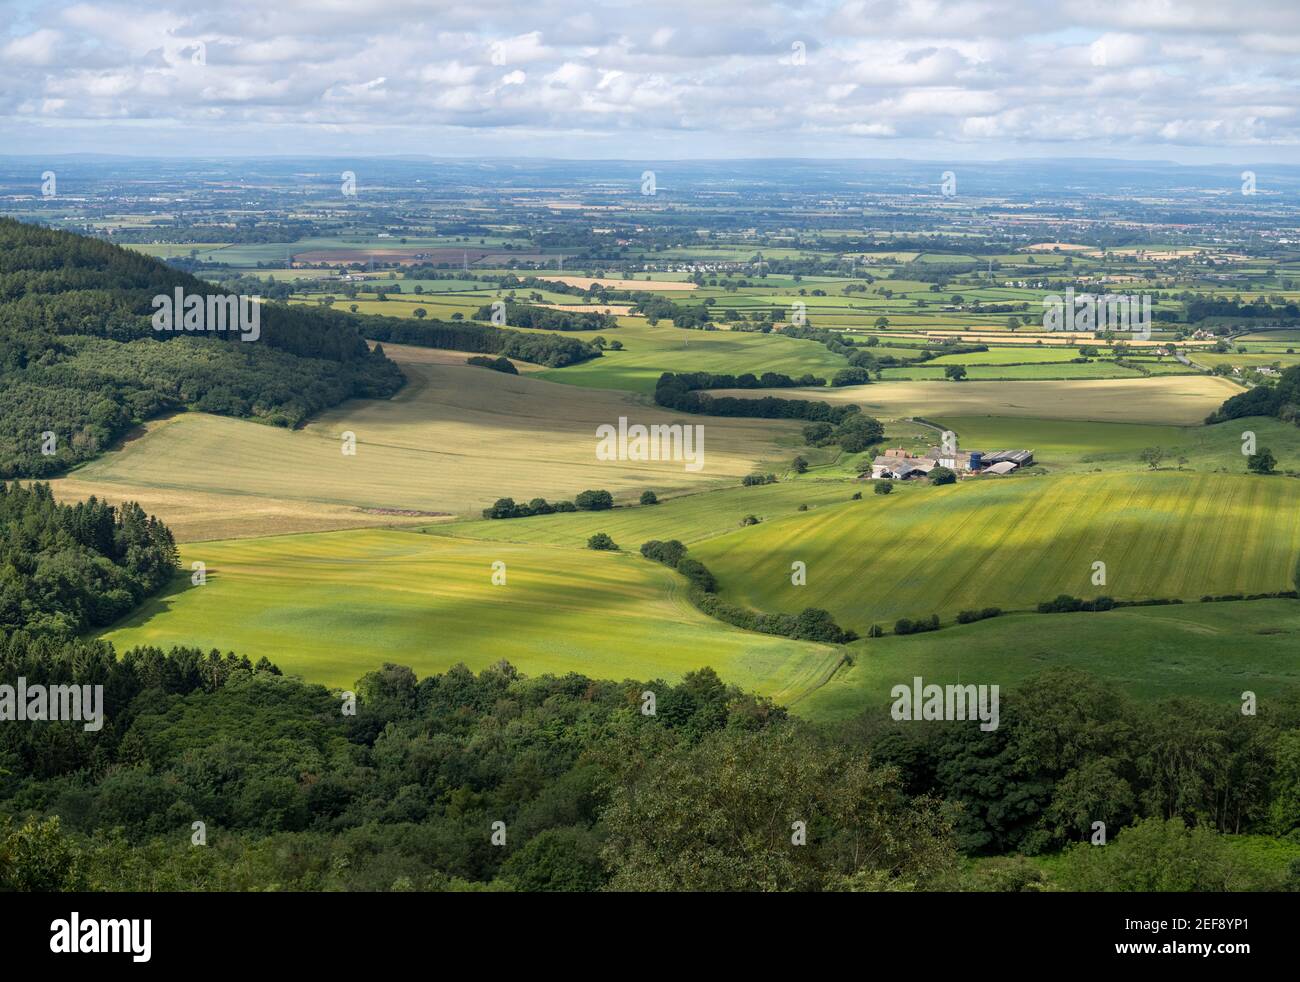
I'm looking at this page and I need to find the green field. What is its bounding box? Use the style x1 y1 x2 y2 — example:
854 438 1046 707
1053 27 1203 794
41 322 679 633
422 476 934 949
799 599 1300 721
534 322 849 395
933 415 1300 473
435 479 868 548
691 471 1300 632
100 529 841 703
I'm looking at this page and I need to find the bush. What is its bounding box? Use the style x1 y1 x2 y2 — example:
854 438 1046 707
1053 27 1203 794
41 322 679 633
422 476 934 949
482 495 575 519
832 367 872 387
1037 595 1116 614
928 466 957 486
741 515 761 526
640 539 687 568
742 473 777 486
639 490 659 505
586 533 618 551
791 456 808 474
836 415 885 453
466 355 518 374
676 558 717 593
956 607 1002 624
574 489 614 511
895 614 940 636
803 422 834 445
867 624 883 638
874 480 894 495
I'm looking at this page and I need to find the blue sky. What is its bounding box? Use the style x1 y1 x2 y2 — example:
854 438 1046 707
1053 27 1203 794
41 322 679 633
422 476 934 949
2 1 1298 161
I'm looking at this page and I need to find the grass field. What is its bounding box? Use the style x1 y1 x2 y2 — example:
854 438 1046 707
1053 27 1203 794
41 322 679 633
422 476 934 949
711 375 1241 425
690 471 1300 632
61 344 801 536
799 600 1300 721
933 415 1300 474
535 322 850 395
100 529 842 702
434 479 868 548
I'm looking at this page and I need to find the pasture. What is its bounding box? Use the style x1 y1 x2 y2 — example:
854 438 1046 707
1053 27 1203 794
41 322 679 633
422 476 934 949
799 600 1300 722
690 471 1300 633
101 529 842 703
436 479 867 548
933 415 1300 474
534 322 849 394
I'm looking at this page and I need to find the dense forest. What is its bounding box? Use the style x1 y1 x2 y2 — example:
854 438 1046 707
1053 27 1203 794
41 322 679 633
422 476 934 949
0 482 177 636
4 634 1299 891
0 218 403 478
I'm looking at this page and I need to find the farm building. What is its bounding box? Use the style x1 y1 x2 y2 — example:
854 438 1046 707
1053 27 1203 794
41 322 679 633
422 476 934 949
981 461 1018 475
927 446 975 471
871 450 937 479
978 450 1035 468
870 447 1034 479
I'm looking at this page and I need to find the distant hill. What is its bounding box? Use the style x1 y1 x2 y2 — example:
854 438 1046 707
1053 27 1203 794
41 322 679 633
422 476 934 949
0 218 403 478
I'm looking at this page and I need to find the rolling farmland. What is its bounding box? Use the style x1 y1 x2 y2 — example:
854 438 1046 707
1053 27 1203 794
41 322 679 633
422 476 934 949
58 344 801 536
691 471 1300 632
799 600 1300 722
101 529 842 703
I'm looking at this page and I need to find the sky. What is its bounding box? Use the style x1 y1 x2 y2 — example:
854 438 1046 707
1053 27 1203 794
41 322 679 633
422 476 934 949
2 0 1299 162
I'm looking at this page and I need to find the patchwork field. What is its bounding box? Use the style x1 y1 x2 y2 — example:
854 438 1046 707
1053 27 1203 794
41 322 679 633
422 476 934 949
534 321 850 394
711 375 1241 425
100 529 842 703
60 344 801 536
691 471 1300 632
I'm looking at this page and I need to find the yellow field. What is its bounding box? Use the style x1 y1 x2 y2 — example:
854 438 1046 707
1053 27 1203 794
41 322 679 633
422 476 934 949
47 476 441 543
712 375 1241 425
534 276 697 291
60 344 800 537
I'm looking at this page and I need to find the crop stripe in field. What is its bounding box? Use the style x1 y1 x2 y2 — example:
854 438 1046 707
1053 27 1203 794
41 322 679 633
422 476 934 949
997 477 1092 604
1169 475 1219 597
1081 473 1149 599
929 482 1040 613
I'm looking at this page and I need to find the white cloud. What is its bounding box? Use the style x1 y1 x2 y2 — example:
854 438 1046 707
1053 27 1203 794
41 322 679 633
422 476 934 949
0 0 1296 157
